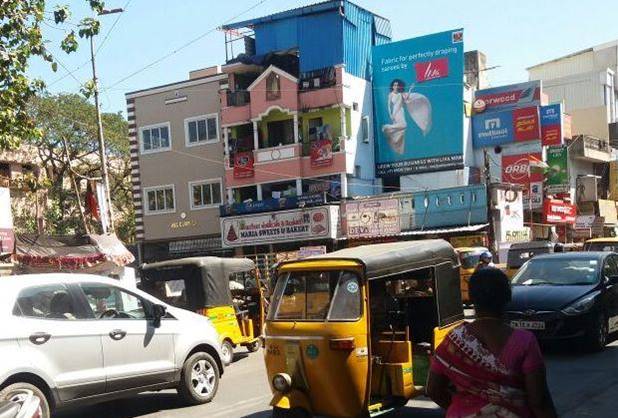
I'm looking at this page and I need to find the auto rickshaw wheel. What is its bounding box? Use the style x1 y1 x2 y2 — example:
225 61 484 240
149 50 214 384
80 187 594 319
246 340 260 352
221 340 234 365
272 407 311 418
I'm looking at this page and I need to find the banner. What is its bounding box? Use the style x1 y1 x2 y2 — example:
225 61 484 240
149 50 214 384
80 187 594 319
233 151 254 179
310 139 333 167
472 106 540 148
372 29 464 176
345 199 400 238
96 182 110 234
0 187 14 254
502 153 544 185
546 146 569 194
543 199 576 224
540 103 564 146
474 81 542 113
221 206 338 247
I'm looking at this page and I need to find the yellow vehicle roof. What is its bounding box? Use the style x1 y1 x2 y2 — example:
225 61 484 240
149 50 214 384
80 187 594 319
586 237 618 243
455 246 488 254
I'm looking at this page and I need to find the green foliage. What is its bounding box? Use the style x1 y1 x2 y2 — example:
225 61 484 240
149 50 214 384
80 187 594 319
25 93 134 242
0 0 102 151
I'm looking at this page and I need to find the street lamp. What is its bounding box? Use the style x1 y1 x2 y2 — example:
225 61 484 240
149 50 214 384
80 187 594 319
90 8 123 234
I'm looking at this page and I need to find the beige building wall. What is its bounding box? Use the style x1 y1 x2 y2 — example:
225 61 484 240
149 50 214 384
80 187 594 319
570 106 610 139
128 74 227 242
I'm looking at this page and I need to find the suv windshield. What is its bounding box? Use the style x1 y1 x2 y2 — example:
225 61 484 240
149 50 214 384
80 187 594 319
268 270 361 321
585 242 618 252
512 258 600 286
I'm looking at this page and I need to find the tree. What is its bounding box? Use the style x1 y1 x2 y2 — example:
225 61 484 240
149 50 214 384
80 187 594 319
16 93 134 242
0 0 104 150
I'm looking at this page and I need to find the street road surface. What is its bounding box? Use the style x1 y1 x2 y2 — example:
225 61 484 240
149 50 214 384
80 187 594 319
57 342 618 417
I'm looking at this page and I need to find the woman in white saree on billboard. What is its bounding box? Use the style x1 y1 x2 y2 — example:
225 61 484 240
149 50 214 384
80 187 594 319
382 79 432 155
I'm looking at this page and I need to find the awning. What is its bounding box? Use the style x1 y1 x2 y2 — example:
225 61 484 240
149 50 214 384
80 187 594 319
14 233 134 274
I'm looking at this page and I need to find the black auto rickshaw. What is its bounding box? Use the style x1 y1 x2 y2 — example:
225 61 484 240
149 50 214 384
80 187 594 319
140 257 264 365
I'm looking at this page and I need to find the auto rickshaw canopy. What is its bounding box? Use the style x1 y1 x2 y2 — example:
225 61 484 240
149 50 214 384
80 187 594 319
141 257 255 307
300 239 460 280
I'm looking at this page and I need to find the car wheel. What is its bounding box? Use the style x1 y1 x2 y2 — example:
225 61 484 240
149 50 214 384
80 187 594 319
585 313 608 352
221 340 234 365
0 382 50 418
246 340 260 353
178 352 220 405
272 407 311 418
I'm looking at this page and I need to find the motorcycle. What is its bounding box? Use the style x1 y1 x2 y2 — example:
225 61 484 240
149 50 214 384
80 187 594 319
0 390 42 418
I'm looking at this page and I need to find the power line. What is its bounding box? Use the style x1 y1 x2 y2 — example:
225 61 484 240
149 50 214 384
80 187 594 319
105 0 270 90
95 0 132 57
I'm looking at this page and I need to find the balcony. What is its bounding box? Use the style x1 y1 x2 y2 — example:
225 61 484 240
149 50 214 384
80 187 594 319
220 90 251 126
298 66 344 109
570 135 612 162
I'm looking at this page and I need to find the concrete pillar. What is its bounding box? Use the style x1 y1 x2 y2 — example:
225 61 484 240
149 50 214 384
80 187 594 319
257 184 263 201
227 188 233 204
252 120 259 150
293 113 299 144
340 172 348 198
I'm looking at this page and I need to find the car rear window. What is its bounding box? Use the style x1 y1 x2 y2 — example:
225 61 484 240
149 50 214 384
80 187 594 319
13 284 81 320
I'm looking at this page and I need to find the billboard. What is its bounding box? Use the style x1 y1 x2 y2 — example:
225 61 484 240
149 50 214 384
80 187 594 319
472 106 540 148
502 153 543 209
540 103 564 146
474 81 542 113
543 199 576 224
345 199 400 238
0 188 14 254
372 29 464 176
546 146 569 194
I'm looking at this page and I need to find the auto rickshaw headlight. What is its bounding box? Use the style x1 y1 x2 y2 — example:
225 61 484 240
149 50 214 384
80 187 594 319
272 373 292 393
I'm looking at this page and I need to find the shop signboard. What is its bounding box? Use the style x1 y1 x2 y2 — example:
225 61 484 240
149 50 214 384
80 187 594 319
504 228 531 243
233 151 254 179
493 188 525 242
502 153 544 185
546 146 569 194
540 104 564 146
524 182 543 210
372 29 464 176
449 234 486 248
219 194 325 217
345 199 401 239
299 246 327 258
0 187 14 254
543 199 576 224
221 206 338 248
310 139 333 167
474 81 542 113
574 215 605 237
472 106 540 148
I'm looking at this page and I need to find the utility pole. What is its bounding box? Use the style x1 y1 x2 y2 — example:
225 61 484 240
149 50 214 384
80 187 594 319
483 148 496 254
90 8 123 233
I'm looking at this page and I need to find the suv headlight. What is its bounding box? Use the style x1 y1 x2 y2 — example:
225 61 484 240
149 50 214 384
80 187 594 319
272 373 291 393
561 292 599 316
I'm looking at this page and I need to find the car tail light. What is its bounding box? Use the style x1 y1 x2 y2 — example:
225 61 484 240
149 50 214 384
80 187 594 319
329 337 355 351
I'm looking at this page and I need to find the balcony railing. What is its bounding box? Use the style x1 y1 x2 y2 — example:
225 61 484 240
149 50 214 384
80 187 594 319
299 66 337 91
226 90 250 107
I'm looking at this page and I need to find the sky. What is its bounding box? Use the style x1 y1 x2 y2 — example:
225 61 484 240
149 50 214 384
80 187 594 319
28 0 618 117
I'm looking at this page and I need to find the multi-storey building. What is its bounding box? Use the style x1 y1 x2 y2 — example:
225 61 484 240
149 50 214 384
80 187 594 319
217 1 391 259
126 66 229 262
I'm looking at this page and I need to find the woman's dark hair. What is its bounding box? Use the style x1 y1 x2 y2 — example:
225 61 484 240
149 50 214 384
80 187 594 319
390 79 405 92
469 268 511 315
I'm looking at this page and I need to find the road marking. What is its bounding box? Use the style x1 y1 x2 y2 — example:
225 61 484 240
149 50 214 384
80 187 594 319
209 395 271 417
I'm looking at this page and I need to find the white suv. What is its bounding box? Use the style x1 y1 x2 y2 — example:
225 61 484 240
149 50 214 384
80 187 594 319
0 274 225 417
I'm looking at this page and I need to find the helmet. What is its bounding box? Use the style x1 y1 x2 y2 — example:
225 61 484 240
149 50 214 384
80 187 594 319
479 251 493 263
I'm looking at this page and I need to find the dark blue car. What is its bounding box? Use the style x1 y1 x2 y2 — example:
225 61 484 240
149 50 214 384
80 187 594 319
505 252 618 351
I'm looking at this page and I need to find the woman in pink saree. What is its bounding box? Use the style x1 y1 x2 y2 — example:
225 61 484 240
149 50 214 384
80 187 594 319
427 268 557 418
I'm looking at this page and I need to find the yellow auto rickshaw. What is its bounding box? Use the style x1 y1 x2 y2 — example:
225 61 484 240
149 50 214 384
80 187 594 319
140 257 264 365
584 237 618 252
454 246 489 304
264 240 464 418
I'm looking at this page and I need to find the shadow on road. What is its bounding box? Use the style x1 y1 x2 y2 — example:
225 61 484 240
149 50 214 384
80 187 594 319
54 393 185 418
240 405 444 418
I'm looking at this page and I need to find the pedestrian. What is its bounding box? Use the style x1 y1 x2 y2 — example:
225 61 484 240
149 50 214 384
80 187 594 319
475 251 495 272
426 268 558 418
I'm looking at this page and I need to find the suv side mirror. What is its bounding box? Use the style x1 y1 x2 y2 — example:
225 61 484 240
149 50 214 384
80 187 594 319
152 304 167 328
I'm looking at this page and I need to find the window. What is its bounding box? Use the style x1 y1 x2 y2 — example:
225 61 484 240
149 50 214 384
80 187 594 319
269 270 361 321
80 284 147 319
190 179 222 209
266 73 281 101
13 284 82 320
361 116 370 143
140 123 171 154
266 119 294 147
308 117 323 141
185 114 219 146
144 185 175 214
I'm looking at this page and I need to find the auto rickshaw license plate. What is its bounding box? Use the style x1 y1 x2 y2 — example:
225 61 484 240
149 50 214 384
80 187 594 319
510 320 545 330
